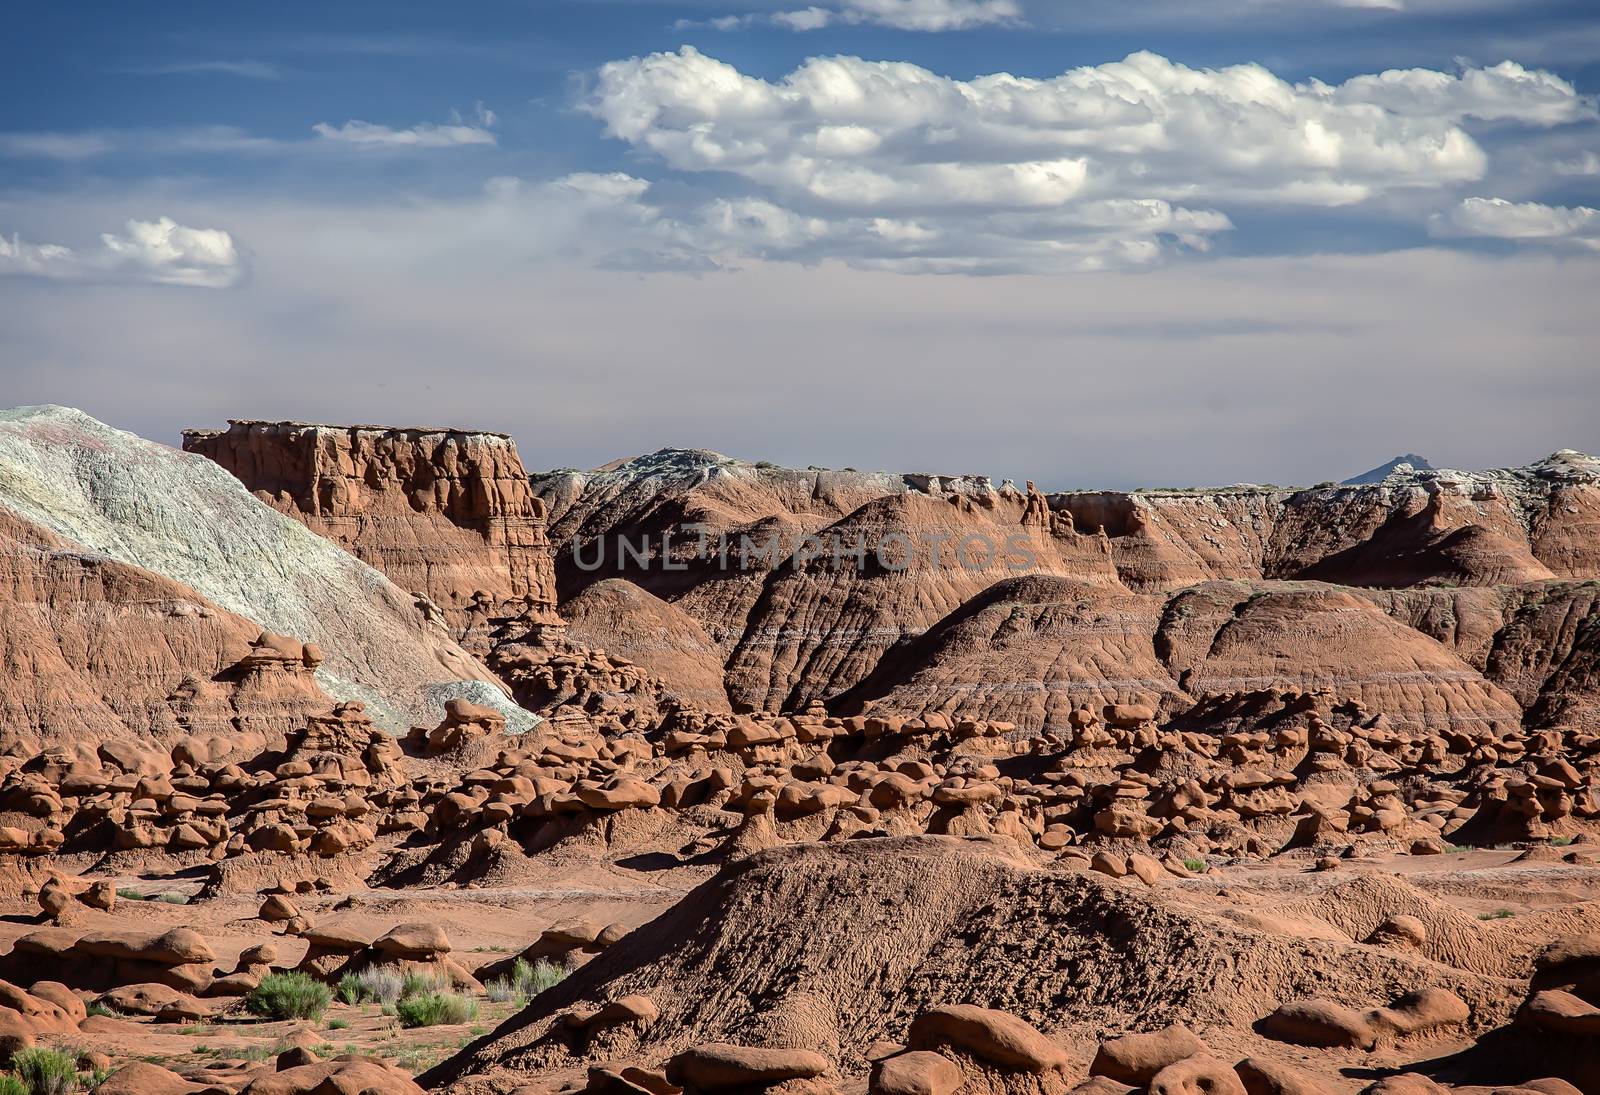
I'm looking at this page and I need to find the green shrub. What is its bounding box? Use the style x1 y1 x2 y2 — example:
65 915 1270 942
326 1018 350 1031
114 889 146 902
483 975 521 1004
399 970 449 1000
13 1047 79 1095
332 973 403 1005
395 993 477 1028
156 893 190 905
1182 858 1206 873
485 958 566 1005
0 1075 30 1095
246 972 332 1021
1479 909 1516 920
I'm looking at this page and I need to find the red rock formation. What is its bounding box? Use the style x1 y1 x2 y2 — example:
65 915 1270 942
0 510 332 753
183 421 559 633
562 578 732 712
530 450 1600 730
845 575 1182 730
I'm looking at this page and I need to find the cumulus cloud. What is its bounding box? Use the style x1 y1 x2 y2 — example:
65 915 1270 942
313 103 497 148
0 217 245 288
587 50 1590 213
1431 197 1600 249
569 48 1592 271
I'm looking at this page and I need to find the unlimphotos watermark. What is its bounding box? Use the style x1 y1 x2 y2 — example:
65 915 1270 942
572 524 1041 573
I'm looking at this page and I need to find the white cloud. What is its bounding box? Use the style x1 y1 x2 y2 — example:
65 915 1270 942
0 132 117 160
545 47 1598 273
587 49 1590 218
692 0 1019 31
123 60 282 80
1334 61 1594 126
1430 197 1600 249
1555 151 1600 177
312 103 497 148
0 217 245 288
784 0 1020 30
507 170 1229 274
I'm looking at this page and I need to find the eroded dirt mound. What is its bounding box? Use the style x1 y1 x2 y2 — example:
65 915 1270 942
562 580 732 713
432 836 1535 1086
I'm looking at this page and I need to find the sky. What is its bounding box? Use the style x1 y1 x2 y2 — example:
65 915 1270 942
2 0 1597 489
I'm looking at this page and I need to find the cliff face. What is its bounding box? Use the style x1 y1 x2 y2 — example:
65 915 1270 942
184 420 559 633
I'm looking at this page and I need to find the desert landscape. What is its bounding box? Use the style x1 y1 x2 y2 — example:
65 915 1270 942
0 404 1591 1095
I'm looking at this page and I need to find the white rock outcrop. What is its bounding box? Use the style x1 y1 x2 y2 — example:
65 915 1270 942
0 405 533 731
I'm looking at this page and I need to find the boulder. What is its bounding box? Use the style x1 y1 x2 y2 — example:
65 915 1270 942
373 923 450 959
1235 1059 1338 1095
665 1044 831 1092
1260 999 1376 1049
1091 1025 1207 1085
907 1004 1067 1073
1150 1057 1247 1095
871 1051 964 1095
93 1062 206 1095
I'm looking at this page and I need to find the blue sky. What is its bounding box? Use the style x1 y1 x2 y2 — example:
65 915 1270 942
2 0 1597 488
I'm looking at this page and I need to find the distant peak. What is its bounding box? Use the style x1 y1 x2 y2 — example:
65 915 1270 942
1342 453 1434 485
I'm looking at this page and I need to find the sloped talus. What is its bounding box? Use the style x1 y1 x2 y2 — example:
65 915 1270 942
0 406 529 731
0 509 332 752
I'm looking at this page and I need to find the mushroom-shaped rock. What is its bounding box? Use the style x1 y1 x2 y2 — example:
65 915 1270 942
664 1044 830 1092
1360 1076 1451 1095
542 919 604 949
144 928 216 966
83 881 117 912
1234 1059 1336 1095
1521 989 1600 1036
99 983 194 1017
374 923 450 959
871 1051 964 1095
1091 1025 1207 1085
908 1004 1067 1073
37 880 71 923
260 895 299 923
1365 915 1427 948
241 1058 426 1095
